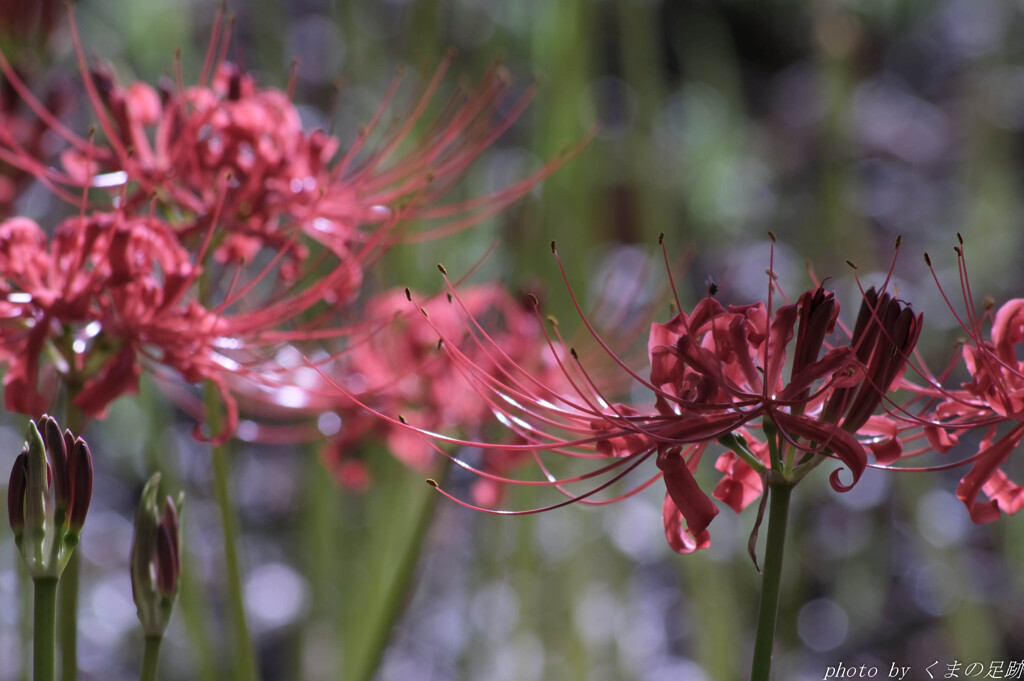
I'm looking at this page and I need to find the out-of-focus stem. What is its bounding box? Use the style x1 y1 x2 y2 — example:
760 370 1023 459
342 460 446 681
204 381 258 681
139 636 162 681
19 557 31 681
58 403 85 681
33 577 57 681
56 553 78 681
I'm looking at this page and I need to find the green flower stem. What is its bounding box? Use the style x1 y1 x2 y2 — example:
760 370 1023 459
342 460 446 681
18 557 31 681
750 482 793 681
204 381 258 681
58 404 85 681
56 552 78 681
177 545 218 681
140 636 162 681
763 422 783 472
33 577 57 681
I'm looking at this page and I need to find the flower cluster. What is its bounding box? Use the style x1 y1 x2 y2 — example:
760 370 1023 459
325 236 1024 555
326 282 577 504
221 281 576 505
0 6 577 444
908 243 1024 524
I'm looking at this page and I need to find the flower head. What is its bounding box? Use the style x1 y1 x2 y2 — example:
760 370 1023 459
919 241 1024 522
227 281 564 505
0 199 363 443
0 5 585 279
0 6 585 446
327 239 922 554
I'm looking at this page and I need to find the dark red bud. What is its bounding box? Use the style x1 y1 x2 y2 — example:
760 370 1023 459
161 497 180 573
62 429 74 463
67 439 93 532
155 525 178 597
7 451 27 534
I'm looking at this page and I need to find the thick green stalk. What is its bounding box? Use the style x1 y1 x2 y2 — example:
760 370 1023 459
204 382 258 681
139 636 162 681
750 482 793 681
33 577 57 681
19 557 31 681
56 553 78 681
58 404 85 681
341 459 445 681
176 546 219 681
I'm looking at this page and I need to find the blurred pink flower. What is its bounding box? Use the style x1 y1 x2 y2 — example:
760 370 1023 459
0 5 586 446
0 203 360 441
225 282 562 505
0 6 583 278
919 243 1024 522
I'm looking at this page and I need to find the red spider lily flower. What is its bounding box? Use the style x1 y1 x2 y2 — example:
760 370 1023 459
0 201 361 441
0 5 586 277
642 280 919 550
919 241 1024 523
216 282 562 505
321 241 922 554
340 284 566 507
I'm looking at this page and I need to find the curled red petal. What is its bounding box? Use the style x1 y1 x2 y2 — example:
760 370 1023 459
956 428 1024 524
992 298 1024 362
924 424 959 454
656 446 719 547
662 493 711 554
981 469 1024 516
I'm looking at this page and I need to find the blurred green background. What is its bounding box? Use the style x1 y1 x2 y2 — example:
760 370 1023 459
3 0 1024 680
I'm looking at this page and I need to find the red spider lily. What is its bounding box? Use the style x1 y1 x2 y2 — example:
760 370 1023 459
0 200 361 441
320 240 923 554
323 285 543 472
638 277 919 551
0 211 203 416
916 241 1024 523
0 5 585 276
211 282 561 505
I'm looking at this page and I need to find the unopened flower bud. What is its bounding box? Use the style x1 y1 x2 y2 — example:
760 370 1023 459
41 416 69 520
23 420 49 559
823 288 922 434
131 473 184 637
7 450 27 539
9 417 94 578
155 524 177 597
65 438 93 543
